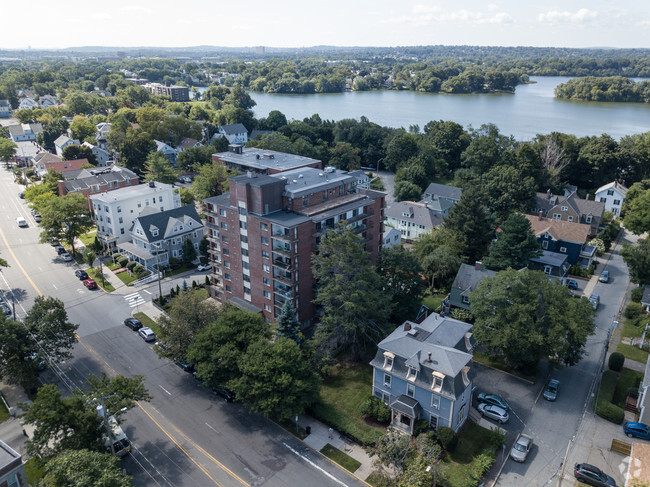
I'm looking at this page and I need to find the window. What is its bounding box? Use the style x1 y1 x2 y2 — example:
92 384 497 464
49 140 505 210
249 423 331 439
461 366 470 387
222 236 229 243
120 228 125 234
561 206 568 211
432 372 444 392
118 217 123 224
263 265 270 273
264 291 271 299
260 222 268 231
431 395 440 409
457 404 466 425
559 246 567 253
261 237 269 245
7 473 19 487
607 189 614 196
586 215 593 223
600 197 607 203
406 366 417 381
429 415 438 429
223 248 229 255
263 277 270 286
542 240 548 249
384 374 392 388
117 206 121 213
613 199 621 206
221 222 228 230
462 296 470 304
224 262 231 269
225 273 231 280
567 216 573 222
219 209 226 216
406 383 415 398
264 304 271 312
552 213 561 220
240 235 248 243
239 207 247 216
225 285 232 292
194 243 199 250
544 265 552 274
262 250 270 259
106 217 111 224
383 352 394 370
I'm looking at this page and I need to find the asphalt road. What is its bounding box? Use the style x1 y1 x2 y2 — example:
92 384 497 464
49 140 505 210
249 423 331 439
0 169 365 487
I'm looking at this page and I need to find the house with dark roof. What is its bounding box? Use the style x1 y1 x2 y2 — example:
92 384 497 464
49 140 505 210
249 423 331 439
525 214 596 267
54 135 80 157
177 137 202 152
370 312 475 434
217 123 248 144
8 123 43 142
385 201 444 241
443 262 496 313
57 165 139 207
423 183 462 205
527 250 569 281
530 189 605 235
117 205 204 269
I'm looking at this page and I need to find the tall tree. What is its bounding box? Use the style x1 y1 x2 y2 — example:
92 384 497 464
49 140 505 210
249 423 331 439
39 193 93 255
481 165 536 217
62 144 97 165
312 226 391 361
41 449 133 487
142 151 177 184
623 188 650 235
24 296 78 366
484 213 541 270
443 187 494 263
0 316 40 385
377 246 427 323
191 161 231 200
620 237 650 285
229 338 321 419
76 372 152 419
69 115 96 142
470 268 595 370
0 138 18 161
181 237 197 265
274 299 302 344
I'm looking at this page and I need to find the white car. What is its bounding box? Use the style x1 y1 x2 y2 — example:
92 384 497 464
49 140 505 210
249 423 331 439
138 327 156 342
478 403 509 424
16 217 27 227
510 434 533 462
61 252 72 262
197 264 210 272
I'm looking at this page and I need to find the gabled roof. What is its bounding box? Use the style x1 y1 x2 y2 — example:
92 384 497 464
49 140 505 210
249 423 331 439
525 215 591 244
178 137 201 149
8 123 43 137
451 263 496 296
34 152 62 164
132 205 203 243
62 166 138 192
219 123 247 135
534 190 605 220
385 201 444 229
596 180 628 196
154 140 175 152
424 182 463 201
44 158 89 173
54 135 79 147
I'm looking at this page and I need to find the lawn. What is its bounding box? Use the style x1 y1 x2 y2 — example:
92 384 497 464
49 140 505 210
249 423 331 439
612 367 644 408
309 362 385 446
472 351 537 383
24 457 46 485
115 270 138 286
616 342 649 364
621 319 645 339
0 399 9 423
165 265 194 278
133 312 160 336
78 229 97 248
422 292 446 313
88 269 115 292
320 443 361 473
441 422 499 487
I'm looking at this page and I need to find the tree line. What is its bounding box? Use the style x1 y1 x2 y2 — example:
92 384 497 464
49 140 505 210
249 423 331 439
555 76 650 103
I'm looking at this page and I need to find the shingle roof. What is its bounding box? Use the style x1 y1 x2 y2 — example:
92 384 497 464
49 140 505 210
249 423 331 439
424 183 463 201
54 135 78 147
451 263 496 296
34 152 62 164
533 190 605 221
132 205 203 243
385 201 444 229
220 123 248 135
44 158 88 173
525 215 591 244
596 181 628 196
63 166 138 192
178 137 201 149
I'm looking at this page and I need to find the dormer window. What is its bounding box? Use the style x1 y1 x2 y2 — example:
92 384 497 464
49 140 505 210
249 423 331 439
406 366 418 382
432 371 445 392
586 215 593 224
461 366 471 387
152 229 158 237
464 333 473 352
383 352 394 370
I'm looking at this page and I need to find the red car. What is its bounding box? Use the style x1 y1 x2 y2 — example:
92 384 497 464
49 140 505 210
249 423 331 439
83 279 97 289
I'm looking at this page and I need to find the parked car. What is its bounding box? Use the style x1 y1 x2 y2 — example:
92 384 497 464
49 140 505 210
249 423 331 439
75 270 89 280
566 279 578 290
477 393 510 411
197 264 210 271
0 301 11 316
589 294 600 310
213 384 235 403
510 434 533 462
18 192 24 199
27 352 46 372
34 214 42 223
49 238 60 247
175 359 194 372
61 252 72 262
83 279 97 289
124 318 143 330
138 327 156 342
623 421 650 440
574 463 617 486
56 246 66 255
599 270 610 283
16 217 27 227
543 379 560 401
477 403 509 424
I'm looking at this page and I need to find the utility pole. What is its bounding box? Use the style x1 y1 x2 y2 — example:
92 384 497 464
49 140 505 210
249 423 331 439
93 393 119 456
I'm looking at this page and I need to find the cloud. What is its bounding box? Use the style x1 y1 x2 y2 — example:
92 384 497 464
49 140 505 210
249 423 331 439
388 5 513 26
487 3 499 12
91 13 112 20
538 8 599 25
177 19 192 25
120 5 151 13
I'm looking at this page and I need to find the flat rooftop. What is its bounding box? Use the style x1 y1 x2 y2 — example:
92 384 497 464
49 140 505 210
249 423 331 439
214 148 321 172
90 182 176 202
271 167 354 198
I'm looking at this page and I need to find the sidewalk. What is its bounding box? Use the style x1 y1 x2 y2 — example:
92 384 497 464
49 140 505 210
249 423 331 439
0 382 35 458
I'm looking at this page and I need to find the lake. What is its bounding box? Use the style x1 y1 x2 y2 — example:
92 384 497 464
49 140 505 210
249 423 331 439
238 77 650 141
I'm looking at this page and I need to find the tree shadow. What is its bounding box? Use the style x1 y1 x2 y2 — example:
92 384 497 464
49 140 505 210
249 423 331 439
123 435 194 486
1 287 28 304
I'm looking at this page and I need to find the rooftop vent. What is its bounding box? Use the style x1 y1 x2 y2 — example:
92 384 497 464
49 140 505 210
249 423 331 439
149 181 155 188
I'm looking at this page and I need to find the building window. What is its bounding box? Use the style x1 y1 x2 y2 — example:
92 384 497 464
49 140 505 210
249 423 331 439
600 197 607 203
586 215 593 223
561 206 568 211
223 248 229 255
225 285 232 292
462 366 470 387
118 217 123 224
384 374 392 388
544 265 552 274
262 250 269 259
264 304 271 312
120 228 125 234
542 240 548 249
264 291 271 299
6 474 19 487
432 372 444 392
461 295 470 304
117 206 121 213
431 395 440 409
263 277 270 286
222 236 229 243
457 404 466 426
260 222 268 231
263 265 270 273
429 415 438 429
552 213 561 220
406 366 417 382
383 352 394 370
261 237 269 245
613 199 621 206
560 246 567 253
607 189 614 196
240 235 248 243
219 209 226 216
221 222 228 230
225 273 231 280
406 383 415 398
224 262 231 269
239 207 247 215
567 216 573 222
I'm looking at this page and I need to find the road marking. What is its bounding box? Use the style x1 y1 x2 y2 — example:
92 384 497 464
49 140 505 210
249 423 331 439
283 442 349 487
0 225 42 296
143 289 152 295
205 422 219 434
125 292 146 307
159 385 172 396
52 283 58 290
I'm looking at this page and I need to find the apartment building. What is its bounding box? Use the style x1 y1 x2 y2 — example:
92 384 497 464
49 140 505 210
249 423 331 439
144 83 190 102
212 145 322 175
203 167 386 327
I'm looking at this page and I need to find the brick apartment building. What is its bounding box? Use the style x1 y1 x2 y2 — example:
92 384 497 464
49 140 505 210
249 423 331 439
144 83 190 102
57 166 140 209
203 166 386 327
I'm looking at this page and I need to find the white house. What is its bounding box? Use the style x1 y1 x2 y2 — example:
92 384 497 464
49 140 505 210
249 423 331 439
385 201 444 241
382 227 402 248
0 100 11 118
54 135 80 157
18 98 38 110
95 122 111 150
90 181 182 248
216 123 248 144
595 181 628 216
82 142 110 166
8 123 43 142
38 95 58 108
154 140 178 166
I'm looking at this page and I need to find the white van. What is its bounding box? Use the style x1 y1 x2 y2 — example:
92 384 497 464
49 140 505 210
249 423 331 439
16 217 27 227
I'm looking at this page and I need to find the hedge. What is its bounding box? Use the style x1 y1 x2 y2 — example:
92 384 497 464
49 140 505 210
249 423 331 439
608 352 625 372
595 370 625 424
308 403 384 447
631 287 644 303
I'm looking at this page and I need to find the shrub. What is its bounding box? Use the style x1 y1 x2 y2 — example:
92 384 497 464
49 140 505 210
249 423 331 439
205 275 210 286
192 280 197 288
437 426 458 453
608 352 625 372
450 308 473 322
117 256 129 267
624 302 643 320
595 370 625 424
133 265 146 277
126 261 137 271
413 419 430 437
587 238 605 255
158 296 166 306
359 396 391 424
487 428 506 448
631 287 645 303
595 400 625 424
112 253 122 262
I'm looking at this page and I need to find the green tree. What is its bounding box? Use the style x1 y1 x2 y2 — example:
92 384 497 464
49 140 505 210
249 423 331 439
177 145 213 170
394 180 423 202
230 338 320 419
620 236 650 285
384 132 419 172
62 144 97 165
0 316 39 385
377 246 427 323
41 449 133 487
64 91 91 115
181 237 197 265
443 187 494 263
0 138 18 161
83 249 96 272
191 161 230 200
481 165 536 217
76 372 152 419
369 430 414 476
38 193 94 255
470 268 595 370
24 296 78 366
119 130 156 174
329 142 362 171
198 236 209 261
623 188 650 235
420 244 462 292
142 151 177 184
312 226 391 361
37 118 70 152
274 300 302 344
178 187 195 206
69 115 96 142
24 177 58 212
484 213 541 270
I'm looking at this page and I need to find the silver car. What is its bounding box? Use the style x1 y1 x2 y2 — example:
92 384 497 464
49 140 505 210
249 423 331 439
478 403 509 424
510 434 533 462
138 327 156 342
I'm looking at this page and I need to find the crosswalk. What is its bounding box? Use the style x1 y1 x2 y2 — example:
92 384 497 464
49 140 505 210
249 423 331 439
124 292 146 308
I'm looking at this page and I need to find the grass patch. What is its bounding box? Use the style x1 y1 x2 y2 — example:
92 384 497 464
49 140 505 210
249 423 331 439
133 312 160 336
310 362 385 446
616 343 649 363
422 292 446 312
612 367 644 408
621 319 645 339
24 457 46 485
320 443 361 473
276 418 309 440
88 269 115 292
441 422 498 486
78 229 97 248
165 265 193 278
0 399 9 423
472 351 537 383
115 271 138 286
106 261 120 271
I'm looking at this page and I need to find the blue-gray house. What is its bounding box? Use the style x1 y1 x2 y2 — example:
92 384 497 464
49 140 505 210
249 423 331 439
525 214 596 267
370 313 475 434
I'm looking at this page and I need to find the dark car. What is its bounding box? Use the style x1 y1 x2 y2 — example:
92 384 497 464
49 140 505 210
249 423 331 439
175 359 195 373
574 463 617 486
56 246 66 255
623 421 650 440
566 279 578 290
543 379 560 401
75 269 89 280
0 301 11 316
213 385 235 403
18 192 24 199
477 393 510 411
83 279 97 289
124 318 143 330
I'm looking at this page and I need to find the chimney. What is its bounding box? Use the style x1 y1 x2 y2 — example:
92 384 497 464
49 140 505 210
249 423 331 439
404 322 411 332
538 210 544 220
427 352 432 362
475 261 482 271
149 181 155 188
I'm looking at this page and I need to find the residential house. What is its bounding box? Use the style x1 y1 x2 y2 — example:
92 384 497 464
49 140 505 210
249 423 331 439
0 439 27 487
443 262 496 313
527 250 569 281
641 286 650 313
347 169 371 189
422 183 462 205
82 141 110 166
8 123 43 142
0 99 11 118
525 214 595 267
212 145 322 175
203 167 385 326
57 165 139 208
530 189 605 235
38 94 57 108
95 122 111 150
370 312 475 434
90 181 182 248
18 97 38 110
33 151 63 169
382 227 402 248
177 137 202 152
54 135 80 157
384 201 444 241
155 140 178 166
36 158 88 177
118 205 204 269
217 123 248 145
595 181 628 216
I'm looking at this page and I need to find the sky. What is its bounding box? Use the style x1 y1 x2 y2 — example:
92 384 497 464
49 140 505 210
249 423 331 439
2 0 650 50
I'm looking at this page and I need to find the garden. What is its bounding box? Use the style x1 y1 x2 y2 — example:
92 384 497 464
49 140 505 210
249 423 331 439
616 290 649 364
595 351 644 424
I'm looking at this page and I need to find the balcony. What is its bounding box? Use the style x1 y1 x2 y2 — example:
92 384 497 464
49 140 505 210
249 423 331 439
271 229 292 243
205 221 219 231
273 272 292 286
272 256 292 270
272 244 291 257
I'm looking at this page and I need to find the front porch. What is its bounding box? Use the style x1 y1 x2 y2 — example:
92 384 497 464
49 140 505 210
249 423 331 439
117 241 168 269
389 394 422 435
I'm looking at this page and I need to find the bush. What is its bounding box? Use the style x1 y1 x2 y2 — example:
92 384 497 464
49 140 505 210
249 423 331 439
413 419 430 437
608 352 625 372
205 275 210 286
631 287 645 303
595 400 625 424
133 265 147 277
624 302 643 320
595 370 625 424
359 396 391 424
117 256 129 267
126 261 137 271
112 253 122 261
437 426 458 453
450 308 473 322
